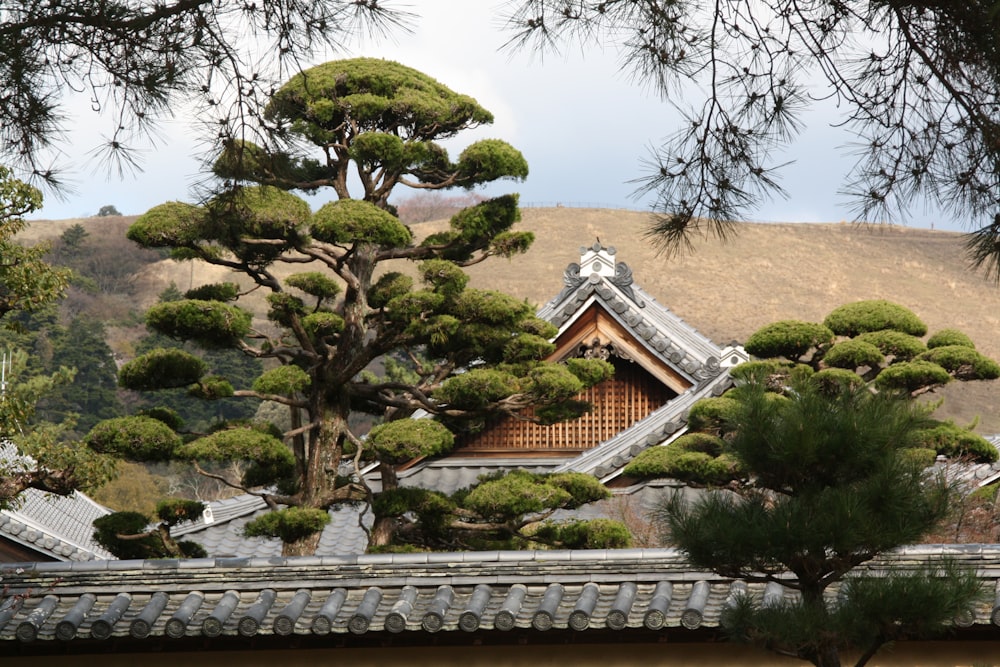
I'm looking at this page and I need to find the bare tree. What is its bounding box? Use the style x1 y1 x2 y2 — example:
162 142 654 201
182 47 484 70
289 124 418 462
502 0 1000 276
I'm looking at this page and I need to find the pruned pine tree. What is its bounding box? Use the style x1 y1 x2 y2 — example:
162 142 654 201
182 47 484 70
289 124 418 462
86 58 623 556
656 374 983 667
502 0 1000 277
624 300 999 486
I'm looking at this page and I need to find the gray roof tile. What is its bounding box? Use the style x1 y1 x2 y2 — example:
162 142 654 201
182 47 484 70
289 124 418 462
0 545 997 647
0 443 113 561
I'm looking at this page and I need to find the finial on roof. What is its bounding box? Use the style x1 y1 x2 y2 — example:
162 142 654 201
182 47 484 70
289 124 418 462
580 243 616 278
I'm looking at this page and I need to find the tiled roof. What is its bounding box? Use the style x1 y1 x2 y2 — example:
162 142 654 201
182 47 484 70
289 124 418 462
172 497 371 558
0 545 997 651
539 244 749 480
0 443 113 561
537 244 745 383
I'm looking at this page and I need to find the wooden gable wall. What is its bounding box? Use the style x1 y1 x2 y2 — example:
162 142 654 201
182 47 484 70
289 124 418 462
454 356 677 456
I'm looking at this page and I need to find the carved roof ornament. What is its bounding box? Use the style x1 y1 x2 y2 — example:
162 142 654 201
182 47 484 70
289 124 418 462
554 242 644 307
574 337 633 363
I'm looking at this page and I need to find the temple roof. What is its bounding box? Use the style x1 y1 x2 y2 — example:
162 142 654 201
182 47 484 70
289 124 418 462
0 545 997 653
0 443 112 562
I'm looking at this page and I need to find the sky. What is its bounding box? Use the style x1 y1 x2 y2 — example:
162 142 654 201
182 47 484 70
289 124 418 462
27 2 960 231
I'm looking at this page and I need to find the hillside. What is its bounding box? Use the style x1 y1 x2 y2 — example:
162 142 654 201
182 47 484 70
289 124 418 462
22 208 1000 431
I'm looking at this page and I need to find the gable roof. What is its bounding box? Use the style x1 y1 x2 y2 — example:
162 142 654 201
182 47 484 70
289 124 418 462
175 242 748 557
482 242 748 482
0 544 997 653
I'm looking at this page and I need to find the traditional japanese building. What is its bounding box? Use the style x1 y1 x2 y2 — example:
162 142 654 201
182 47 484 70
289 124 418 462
173 243 749 556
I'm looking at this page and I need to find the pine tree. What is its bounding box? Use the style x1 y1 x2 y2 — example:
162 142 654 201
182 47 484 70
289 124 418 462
657 373 983 667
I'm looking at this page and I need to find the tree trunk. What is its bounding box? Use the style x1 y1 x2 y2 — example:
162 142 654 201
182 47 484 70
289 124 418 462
369 461 400 548
282 531 322 557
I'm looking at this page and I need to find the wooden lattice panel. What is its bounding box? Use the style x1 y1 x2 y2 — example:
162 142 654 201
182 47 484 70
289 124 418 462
455 357 677 456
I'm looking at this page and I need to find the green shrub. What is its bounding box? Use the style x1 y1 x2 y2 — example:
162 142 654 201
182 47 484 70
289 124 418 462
244 507 331 543
855 330 927 361
823 339 885 369
823 300 927 337
730 360 813 385
253 365 311 395
809 368 867 393
912 421 998 463
623 433 738 484
926 328 975 350
873 360 951 392
744 320 834 359
367 419 455 464
85 416 183 462
118 348 207 390
917 345 1000 380
532 519 632 549
687 396 741 433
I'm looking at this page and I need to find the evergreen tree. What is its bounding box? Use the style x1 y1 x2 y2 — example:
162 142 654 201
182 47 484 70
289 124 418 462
656 374 983 667
625 300 999 485
87 58 622 556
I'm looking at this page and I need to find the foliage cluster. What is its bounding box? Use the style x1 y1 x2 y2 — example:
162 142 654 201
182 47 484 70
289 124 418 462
83 58 626 556
627 300 997 486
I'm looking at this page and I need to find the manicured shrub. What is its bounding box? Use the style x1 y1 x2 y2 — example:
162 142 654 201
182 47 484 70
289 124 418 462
823 300 927 337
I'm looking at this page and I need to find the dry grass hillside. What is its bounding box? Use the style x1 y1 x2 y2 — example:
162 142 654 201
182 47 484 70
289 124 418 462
22 208 1000 431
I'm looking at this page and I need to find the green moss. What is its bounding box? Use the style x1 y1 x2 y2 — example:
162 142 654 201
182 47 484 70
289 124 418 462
744 320 834 359
823 300 927 337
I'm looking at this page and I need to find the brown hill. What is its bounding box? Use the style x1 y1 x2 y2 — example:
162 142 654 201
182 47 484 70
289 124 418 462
23 208 1000 431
